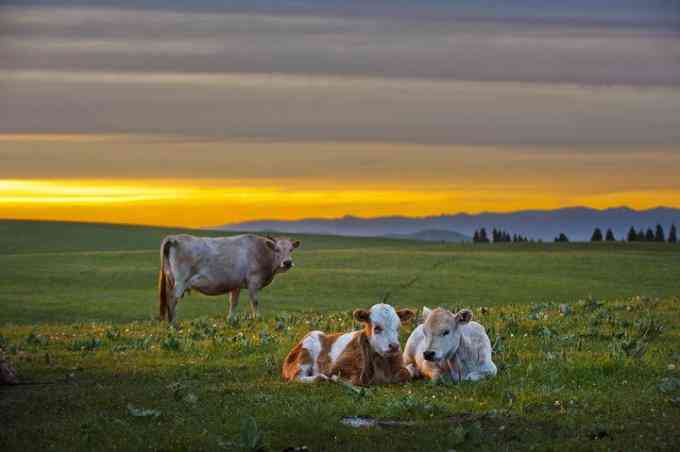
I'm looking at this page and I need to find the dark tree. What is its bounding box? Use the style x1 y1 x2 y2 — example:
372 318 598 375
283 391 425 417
554 233 569 243
654 224 665 242
627 226 637 242
637 229 646 241
479 227 489 243
473 230 480 243
669 224 678 244
605 229 616 241
645 228 655 241
590 228 603 242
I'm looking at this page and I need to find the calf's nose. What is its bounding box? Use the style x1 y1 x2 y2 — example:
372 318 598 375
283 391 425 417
283 260 293 268
388 343 400 353
423 350 436 361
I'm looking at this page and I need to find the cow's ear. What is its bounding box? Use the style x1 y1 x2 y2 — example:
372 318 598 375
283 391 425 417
422 307 432 321
353 309 371 323
292 240 301 249
396 309 415 323
455 309 473 324
265 240 276 251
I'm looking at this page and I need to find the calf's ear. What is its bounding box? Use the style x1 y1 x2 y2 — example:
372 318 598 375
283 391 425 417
422 307 432 321
396 309 415 322
265 240 276 251
455 309 473 324
353 309 371 323
292 240 301 249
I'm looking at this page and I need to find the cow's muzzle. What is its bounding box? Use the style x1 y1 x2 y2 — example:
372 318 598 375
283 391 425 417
282 260 294 269
423 350 437 361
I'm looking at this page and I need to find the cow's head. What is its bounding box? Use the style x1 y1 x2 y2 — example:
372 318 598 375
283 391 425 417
421 307 472 362
353 303 415 357
265 236 300 272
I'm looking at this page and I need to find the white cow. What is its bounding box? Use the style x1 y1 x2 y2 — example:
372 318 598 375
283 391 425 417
158 234 299 324
403 307 497 383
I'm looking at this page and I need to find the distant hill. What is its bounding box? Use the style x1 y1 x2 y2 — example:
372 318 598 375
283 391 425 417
384 229 470 243
215 206 680 241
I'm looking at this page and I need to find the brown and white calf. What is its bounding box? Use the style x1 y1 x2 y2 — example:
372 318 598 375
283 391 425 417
282 304 415 386
403 307 497 383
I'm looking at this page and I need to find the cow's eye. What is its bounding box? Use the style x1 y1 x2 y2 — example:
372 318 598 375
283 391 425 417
442 330 450 336
374 326 383 334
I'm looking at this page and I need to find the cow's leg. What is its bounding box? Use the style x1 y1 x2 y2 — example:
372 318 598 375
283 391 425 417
470 360 497 380
168 279 188 326
247 282 261 319
298 374 329 383
419 362 442 382
228 288 241 320
405 363 420 379
167 291 179 326
406 363 418 377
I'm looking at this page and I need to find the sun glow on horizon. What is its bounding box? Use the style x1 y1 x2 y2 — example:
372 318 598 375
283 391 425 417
1 178 679 228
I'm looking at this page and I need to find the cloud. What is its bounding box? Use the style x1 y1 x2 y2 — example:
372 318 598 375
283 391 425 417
1 137 679 194
1 6 678 86
1 5 678 147
2 69 679 147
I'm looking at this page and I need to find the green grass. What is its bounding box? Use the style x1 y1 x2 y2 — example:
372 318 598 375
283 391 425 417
1 219 679 325
1 220 679 451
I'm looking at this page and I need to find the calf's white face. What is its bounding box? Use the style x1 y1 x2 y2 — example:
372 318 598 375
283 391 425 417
421 307 472 362
266 237 300 272
354 303 414 357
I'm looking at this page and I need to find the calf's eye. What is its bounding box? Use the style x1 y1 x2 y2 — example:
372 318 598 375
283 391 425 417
374 327 383 334
442 330 450 336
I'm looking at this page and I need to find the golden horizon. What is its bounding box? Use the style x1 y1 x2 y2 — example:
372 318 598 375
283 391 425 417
1 179 679 228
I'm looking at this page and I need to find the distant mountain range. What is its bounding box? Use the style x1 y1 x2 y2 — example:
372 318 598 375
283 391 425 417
215 207 680 242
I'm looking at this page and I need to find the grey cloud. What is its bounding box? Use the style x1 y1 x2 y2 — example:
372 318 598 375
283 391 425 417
1 6 679 86
1 70 679 147
1 5 679 147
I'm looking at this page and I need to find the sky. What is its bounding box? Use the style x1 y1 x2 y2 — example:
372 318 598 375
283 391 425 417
1 0 679 227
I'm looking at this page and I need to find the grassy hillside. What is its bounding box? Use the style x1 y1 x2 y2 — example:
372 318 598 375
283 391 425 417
1 220 679 325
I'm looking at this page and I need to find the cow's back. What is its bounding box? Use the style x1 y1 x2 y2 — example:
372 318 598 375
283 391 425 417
459 321 493 362
166 234 268 291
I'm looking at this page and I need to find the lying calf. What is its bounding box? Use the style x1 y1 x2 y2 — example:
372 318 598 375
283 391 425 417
282 303 415 385
403 307 496 383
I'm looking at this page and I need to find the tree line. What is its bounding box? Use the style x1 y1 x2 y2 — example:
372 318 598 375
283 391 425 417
623 224 677 243
472 223 678 243
472 227 531 243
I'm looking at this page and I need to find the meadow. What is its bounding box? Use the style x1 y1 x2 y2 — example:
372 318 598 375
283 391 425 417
1 220 679 451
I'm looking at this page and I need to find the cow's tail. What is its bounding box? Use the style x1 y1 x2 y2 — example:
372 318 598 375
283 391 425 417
158 238 176 321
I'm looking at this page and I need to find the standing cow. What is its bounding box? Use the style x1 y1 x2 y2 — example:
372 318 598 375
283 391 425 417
158 234 300 324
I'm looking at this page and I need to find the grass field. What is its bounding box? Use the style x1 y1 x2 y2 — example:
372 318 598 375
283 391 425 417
2 219 680 325
1 220 679 451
